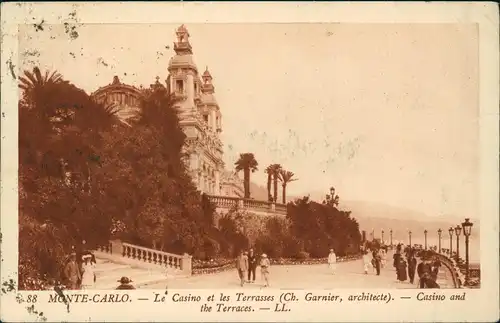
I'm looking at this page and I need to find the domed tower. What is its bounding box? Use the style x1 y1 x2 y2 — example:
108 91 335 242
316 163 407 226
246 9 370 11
91 75 141 126
167 24 199 116
200 67 222 133
166 25 224 195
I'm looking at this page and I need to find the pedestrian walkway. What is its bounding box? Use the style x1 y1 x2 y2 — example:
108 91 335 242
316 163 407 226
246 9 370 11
92 253 456 289
143 258 422 289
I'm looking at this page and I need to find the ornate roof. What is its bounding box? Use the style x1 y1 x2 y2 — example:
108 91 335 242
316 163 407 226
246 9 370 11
91 75 141 98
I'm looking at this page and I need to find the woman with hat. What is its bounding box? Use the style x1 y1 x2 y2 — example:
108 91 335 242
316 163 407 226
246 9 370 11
327 249 337 274
116 277 135 290
260 254 270 287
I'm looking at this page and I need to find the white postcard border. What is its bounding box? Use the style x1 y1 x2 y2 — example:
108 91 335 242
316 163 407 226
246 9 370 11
1 2 499 322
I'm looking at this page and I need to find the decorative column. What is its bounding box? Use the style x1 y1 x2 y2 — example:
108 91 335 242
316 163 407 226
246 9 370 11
211 110 217 131
215 170 221 195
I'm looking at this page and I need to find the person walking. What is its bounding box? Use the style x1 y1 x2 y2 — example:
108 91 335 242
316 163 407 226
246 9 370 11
362 250 371 274
235 250 249 287
417 256 433 288
260 253 270 287
80 255 96 290
63 252 81 290
407 252 417 284
327 249 337 274
396 257 408 282
372 249 381 276
380 248 387 268
247 248 257 283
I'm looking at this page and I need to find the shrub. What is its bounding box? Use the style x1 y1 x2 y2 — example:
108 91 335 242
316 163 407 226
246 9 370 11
295 251 310 260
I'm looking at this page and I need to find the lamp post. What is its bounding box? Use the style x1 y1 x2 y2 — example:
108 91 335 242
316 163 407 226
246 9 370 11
461 218 473 285
437 229 442 254
448 227 454 256
454 225 461 262
390 229 393 247
408 230 412 247
381 230 384 245
424 230 428 250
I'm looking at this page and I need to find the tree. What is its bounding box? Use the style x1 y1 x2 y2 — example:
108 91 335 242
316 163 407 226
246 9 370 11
287 191 361 258
19 67 65 98
268 164 282 203
234 153 258 199
264 165 273 202
279 169 297 204
18 68 118 288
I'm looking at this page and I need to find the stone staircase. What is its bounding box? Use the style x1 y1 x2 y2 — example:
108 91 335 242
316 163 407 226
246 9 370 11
89 240 192 289
92 257 170 289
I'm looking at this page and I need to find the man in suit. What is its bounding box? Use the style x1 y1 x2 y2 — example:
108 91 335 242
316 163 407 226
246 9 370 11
235 251 249 287
247 248 257 283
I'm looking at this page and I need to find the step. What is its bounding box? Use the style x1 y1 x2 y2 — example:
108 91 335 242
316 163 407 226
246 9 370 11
94 267 168 289
94 262 131 273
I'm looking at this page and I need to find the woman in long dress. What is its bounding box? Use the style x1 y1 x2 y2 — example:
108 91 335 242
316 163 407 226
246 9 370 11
80 255 96 290
396 258 408 282
327 249 337 274
380 248 387 268
362 250 372 274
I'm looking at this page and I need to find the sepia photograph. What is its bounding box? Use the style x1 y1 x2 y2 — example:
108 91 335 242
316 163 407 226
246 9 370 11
15 21 483 292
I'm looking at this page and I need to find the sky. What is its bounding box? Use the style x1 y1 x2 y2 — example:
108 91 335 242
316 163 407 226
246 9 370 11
18 23 479 219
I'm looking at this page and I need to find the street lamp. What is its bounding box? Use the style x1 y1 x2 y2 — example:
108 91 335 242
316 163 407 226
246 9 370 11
381 230 384 245
454 225 461 262
408 230 412 247
390 229 393 247
448 227 454 256
424 230 428 250
461 218 473 285
437 229 442 254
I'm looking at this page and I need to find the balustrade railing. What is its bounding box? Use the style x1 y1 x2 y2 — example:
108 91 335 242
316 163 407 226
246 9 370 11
97 240 192 276
207 195 287 215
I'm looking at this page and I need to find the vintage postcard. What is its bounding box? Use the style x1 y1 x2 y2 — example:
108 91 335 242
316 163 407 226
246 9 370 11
1 2 499 322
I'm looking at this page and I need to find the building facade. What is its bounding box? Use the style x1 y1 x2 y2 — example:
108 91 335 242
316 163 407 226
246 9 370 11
91 25 244 198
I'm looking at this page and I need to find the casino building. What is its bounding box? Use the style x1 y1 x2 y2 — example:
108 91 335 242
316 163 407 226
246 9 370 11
91 25 244 198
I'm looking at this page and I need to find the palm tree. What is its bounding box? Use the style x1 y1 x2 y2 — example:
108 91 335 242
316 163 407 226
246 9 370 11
234 153 258 199
19 67 65 99
268 164 282 203
264 165 273 202
279 169 297 204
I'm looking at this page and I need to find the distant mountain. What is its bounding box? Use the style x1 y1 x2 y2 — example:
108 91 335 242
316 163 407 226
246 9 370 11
246 184 479 242
248 186 480 242
249 181 269 201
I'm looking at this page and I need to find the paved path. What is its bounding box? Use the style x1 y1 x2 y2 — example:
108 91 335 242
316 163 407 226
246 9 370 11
142 258 437 289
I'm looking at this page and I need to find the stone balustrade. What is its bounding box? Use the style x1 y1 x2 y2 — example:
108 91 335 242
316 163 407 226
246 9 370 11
207 195 287 216
98 240 192 276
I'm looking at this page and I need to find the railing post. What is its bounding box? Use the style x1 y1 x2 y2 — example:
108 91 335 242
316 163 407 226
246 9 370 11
271 202 276 211
110 239 123 255
181 253 192 276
